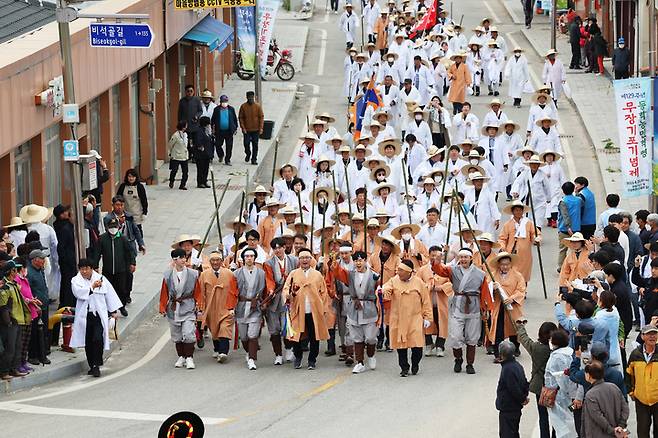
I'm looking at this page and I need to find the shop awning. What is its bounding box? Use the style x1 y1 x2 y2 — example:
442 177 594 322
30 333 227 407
183 15 233 52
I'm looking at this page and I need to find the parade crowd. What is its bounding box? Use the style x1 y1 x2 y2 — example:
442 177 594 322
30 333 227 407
0 2 655 438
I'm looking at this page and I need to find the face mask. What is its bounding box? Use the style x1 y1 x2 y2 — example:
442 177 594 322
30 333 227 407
414 115 423 121
619 44 625 48
401 232 412 241
221 102 228 108
108 228 119 235
470 159 479 165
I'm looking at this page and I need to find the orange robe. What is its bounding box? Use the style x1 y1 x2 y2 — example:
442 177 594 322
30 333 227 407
282 268 331 342
198 268 238 339
473 250 498 272
447 62 472 104
382 275 432 349
559 249 593 287
488 269 526 342
497 218 540 282
374 17 390 50
342 230 365 253
417 263 453 338
258 216 286 253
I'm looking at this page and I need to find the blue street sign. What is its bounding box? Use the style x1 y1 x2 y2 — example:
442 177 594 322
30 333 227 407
89 23 154 48
63 140 79 162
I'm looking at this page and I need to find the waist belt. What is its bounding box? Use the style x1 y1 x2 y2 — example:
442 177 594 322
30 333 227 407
238 296 257 302
454 291 479 313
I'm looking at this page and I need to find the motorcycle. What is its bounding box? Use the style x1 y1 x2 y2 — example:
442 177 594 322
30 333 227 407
234 39 295 81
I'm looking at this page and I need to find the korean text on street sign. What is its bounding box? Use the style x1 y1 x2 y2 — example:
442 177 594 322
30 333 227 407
63 140 79 162
613 77 653 197
89 23 154 48
174 0 255 9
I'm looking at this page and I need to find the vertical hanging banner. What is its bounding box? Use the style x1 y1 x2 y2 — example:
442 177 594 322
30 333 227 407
236 7 256 71
653 77 658 195
613 77 652 197
257 0 281 72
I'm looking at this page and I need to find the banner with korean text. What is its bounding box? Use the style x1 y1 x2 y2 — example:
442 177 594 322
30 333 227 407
257 0 281 72
653 78 658 195
235 7 256 71
613 77 652 197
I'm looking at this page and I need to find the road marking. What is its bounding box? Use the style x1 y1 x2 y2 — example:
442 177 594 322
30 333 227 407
299 371 350 399
483 1 502 25
0 403 233 425
1 329 170 404
317 29 328 76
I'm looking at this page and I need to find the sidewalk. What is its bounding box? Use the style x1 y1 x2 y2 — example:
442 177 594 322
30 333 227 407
0 21 307 395
501 0 647 213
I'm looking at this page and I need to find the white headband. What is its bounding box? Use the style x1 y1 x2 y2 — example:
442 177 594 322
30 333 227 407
339 246 353 252
458 248 473 257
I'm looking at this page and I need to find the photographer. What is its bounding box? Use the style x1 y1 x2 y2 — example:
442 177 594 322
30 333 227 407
555 292 607 349
569 341 626 397
593 290 624 372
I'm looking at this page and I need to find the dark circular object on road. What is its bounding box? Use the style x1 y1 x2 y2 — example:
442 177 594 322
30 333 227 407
158 411 205 438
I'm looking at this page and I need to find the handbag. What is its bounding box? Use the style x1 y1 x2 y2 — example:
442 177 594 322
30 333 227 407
538 386 558 408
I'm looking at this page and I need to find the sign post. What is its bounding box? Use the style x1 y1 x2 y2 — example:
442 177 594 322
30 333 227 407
63 140 79 162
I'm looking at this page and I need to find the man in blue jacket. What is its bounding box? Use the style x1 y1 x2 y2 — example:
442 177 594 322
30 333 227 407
496 340 529 438
569 341 627 398
211 94 239 166
574 176 597 239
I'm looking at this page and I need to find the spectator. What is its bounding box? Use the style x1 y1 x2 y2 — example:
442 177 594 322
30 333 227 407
574 176 597 239
515 320 558 438
581 360 629 437
53 204 76 308
579 19 590 68
647 213 658 247
210 94 238 165
83 203 100 264
83 149 110 232
177 84 203 150
635 209 652 250
116 169 148 236
238 91 264 165
557 181 583 267
599 225 625 267
94 218 135 317
612 37 631 80
592 31 608 76
168 120 190 191
626 325 658 438
590 250 612 271
632 256 658 335
0 260 32 379
20 204 59 301
555 294 607 348
199 89 216 119
544 329 578 438
569 341 626 397
603 262 633 368
620 211 643 273
559 233 594 288
193 116 214 189
593 290 624 372
569 16 582 69
608 214 630 268
597 193 622 234
496 339 529 438
4 217 27 249
13 256 37 374
26 249 50 365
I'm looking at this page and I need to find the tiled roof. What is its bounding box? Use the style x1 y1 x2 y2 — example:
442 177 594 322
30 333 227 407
0 0 56 44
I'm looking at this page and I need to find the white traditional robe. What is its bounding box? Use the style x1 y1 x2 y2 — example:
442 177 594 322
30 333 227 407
398 86 421 132
416 222 449 249
504 55 529 99
482 109 509 128
464 185 501 236
526 102 559 134
405 65 435 106
541 59 567 100
363 2 381 36
340 11 359 44
452 112 480 144
406 120 433 152
529 127 562 155
511 169 552 224
294 142 321 184
540 162 567 217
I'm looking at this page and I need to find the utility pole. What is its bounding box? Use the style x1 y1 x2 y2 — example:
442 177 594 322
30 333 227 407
56 0 85 260
254 0 262 103
550 0 556 50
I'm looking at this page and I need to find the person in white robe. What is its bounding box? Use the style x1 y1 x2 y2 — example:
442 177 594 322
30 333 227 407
339 4 359 49
398 79 421 135
389 32 412 71
349 55 373 103
485 40 504 96
504 48 529 107
70 260 122 377
466 39 484 96
378 139 406 193
530 117 562 155
526 90 559 136
478 124 510 194
539 151 566 223
293 132 321 184
416 205 449 248
372 109 397 138
406 107 433 151
445 144 468 189
343 48 358 100
377 52 405 85
273 163 298 206
463 172 501 236
363 0 381 43
541 49 567 106
510 155 552 227
405 55 435 106
482 99 509 128
372 183 400 219
430 52 448 97
346 145 372 199
496 120 524 197
448 27 468 54
489 27 508 58
365 43 382 70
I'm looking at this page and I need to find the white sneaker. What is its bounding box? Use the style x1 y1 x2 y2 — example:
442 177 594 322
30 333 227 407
217 353 228 363
285 349 294 362
174 356 185 368
352 362 367 374
436 347 445 357
211 352 219 359
425 345 435 356
247 358 257 370
367 356 377 370
274 355 283 365
185 357 195 369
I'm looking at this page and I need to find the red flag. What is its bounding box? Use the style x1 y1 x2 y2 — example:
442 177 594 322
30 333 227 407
409 1 437 37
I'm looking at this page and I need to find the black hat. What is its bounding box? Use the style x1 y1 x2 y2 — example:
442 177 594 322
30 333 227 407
158 411 205 438
577 322 595 336
171 248 186 259
106 218 119 228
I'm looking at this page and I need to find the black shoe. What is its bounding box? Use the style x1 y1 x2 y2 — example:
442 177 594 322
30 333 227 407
294 358 302 369
126 297 132 304
251 160 258 165
169 181 174 189
28 358 41 366
245 153 251 162
307 362 316 370
466 364 475 374
411 365 419 375
87 368 94 375
41 357 51 365
196 185 209 189
225 161 232 166
376 341 384 351
179 186 188 191
454 359 463 373
92 366 101 378
197 337 205 349
324 349 336 357
345 356 354 365
494 91 499 96
486 345 495 355
488 91 494 96
120 307 128 317
400 368 409 377
514 347 521 357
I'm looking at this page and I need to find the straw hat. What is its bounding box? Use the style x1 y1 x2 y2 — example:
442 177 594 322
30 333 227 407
512 46 524 53
394 31 407 39
314 155 336 169
410 106 427 117
489 98 503 108
260 197 286 211
515 145 537 157
427 145 446 158
346 47 358 54
476 232 501 248
351 212 365 222
355 52 370 60
465 171 490 185
369 164 391 181
201 90 213 99
535 116 557 127
481 123 500 136
489 26 499 33
453 227 482 237
365 157 383 169
309 186 336 205
379 235 400 255
427 169 446 183
384 51 399 61
467 150 485 161
315 112 336 123
248 184 271 196
291 218 312 233
325 133 344 147
500 120 520 132
545 49 558 57
487 39 499 48
524 154 546 167
502 200 531 215
278 162 298 178
171 234 200 249
352 144 373 157
19 204 53 224
277 205 300 219
369 120 383 131
372 182 397 197
535 85 552 94
461 164 486 176
4 217 26 229
391 223 421 240
226 216 252 231
420 177 437 187
450 51 467 61
356 133 375 145
332 206 352 221
338 144 351 154
299 132 320 143
378 138 402 156
429 50 443 61
540 150 563 162
281 228 295 239
490 251 519 270
563 232 587 242
366 218 381 228
310 118 327 127
373 209 395 219
531 91 552 104
373 109 391 121
313 224 336 237
472 25 483 33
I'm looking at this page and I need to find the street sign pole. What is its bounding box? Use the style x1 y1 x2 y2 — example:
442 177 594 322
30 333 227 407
550 0 556 50
56 0 86 261
254 0 262 104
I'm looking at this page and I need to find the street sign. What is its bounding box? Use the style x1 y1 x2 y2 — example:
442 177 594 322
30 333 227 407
89 23 154 48
174 0 255 10
63 140 79 162
62 103 79 123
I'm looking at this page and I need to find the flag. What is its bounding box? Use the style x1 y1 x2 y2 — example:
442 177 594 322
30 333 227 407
350 75 383 141
409 0 437 38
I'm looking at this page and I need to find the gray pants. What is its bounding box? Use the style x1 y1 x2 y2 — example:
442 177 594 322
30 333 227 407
264 310 284 336
337 313 350 346
168 319 196 344
347 321 378 344
446 314 481 349
238 321 260 341
0 324 20 373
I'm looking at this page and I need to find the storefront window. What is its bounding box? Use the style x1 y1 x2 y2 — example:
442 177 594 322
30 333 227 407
130 73 140 168
88 97 100 152
44 123 61 206
112 84 121 182
15 141 32 212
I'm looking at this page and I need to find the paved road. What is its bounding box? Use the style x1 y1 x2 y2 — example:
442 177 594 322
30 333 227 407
0 1 613 437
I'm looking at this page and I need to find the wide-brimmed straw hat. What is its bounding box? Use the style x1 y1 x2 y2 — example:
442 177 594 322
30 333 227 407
461 164 486 176
450 51 467 61
476 232 501 248
515 146 537 157
356 133 375 145
379 235 400 254
19 204 53 224
309 186 336 204
371 182 396 197
278 162 298 177
260 197 286 211
314 155 336 169
291 218 312 233
299 132 320 142
248 184 271 196
481 123 500 135
391 223 421 240
490 251 519 270
369 164 391 181
489 98 503 107
465 171 490 185
502 200 531 215
545 49 558 57
453 227 482 237
524 154 547 167
313 224 336 237
535 116 557 127
325 133 344 146
226 216 252 231
4 217 26 229
277 205 300 219
378 138 402 156
315 112 336 123
427 145 446 158
540 150 563 162
563 232 587 243
500 120 520 132
352 144 373 157
171 234 200 249
467 150 485 161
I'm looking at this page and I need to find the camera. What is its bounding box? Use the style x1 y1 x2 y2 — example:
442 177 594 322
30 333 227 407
575 322 594 352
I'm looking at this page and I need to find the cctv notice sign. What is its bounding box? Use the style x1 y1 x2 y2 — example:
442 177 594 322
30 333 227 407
174 0 255 9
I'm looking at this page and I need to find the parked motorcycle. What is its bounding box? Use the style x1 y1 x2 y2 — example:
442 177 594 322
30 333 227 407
234 39 295 81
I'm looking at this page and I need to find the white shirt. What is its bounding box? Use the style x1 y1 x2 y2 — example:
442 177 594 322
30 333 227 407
303 268 312 313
